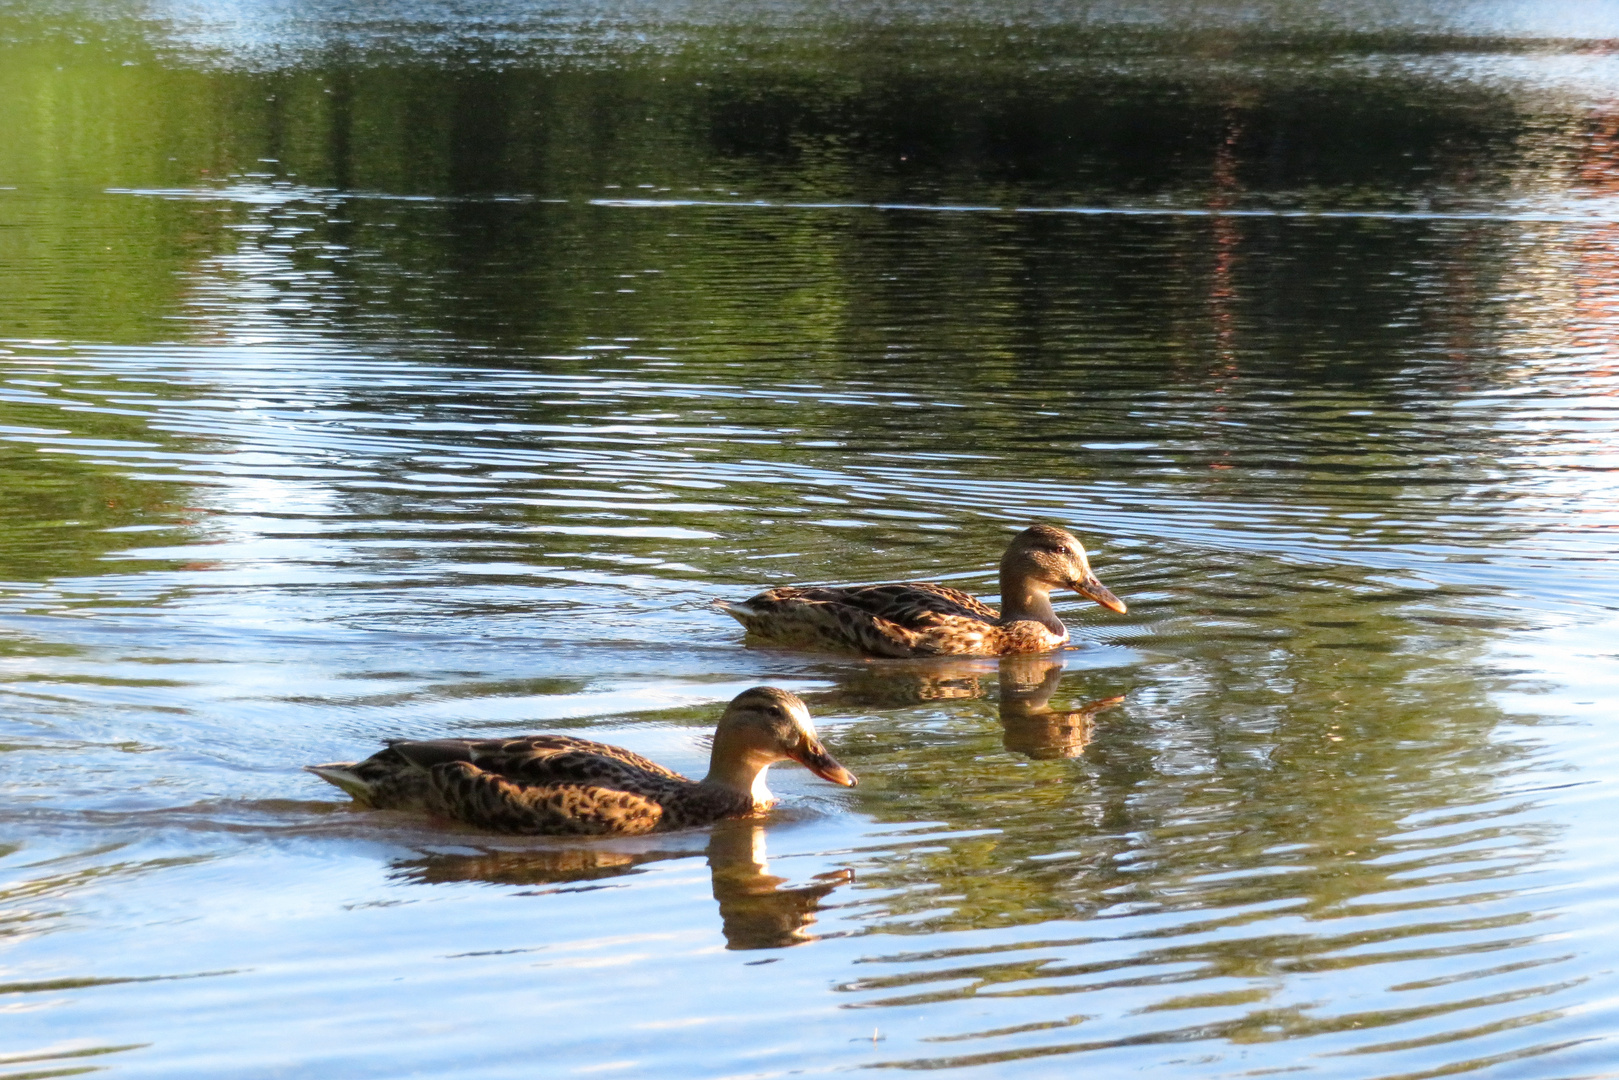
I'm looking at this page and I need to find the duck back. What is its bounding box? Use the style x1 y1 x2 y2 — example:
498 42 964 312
720 583 1065 657
326 735 753 835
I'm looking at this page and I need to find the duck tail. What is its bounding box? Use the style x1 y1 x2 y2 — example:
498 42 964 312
305 763 375 804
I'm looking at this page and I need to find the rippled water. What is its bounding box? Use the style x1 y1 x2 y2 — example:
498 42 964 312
4 3 1619 1077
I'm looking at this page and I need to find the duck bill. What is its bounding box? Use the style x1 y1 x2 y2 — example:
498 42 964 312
792 741 858 787
1073 574 1127 615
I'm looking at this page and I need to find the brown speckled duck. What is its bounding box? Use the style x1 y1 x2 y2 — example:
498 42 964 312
716 524 1126 658
306 687 855 835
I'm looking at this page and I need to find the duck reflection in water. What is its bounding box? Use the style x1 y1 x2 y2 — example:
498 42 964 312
706 820 853 949
813 655 1124 759
390 820 852 950
996 657 1125 759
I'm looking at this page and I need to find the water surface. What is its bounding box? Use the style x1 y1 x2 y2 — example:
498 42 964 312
3 3 1619 1077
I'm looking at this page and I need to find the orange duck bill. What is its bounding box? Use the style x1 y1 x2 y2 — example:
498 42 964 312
790 739 858 787
1073 573 1128 615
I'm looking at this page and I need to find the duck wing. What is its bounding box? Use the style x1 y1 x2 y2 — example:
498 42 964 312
850 583 1001 625
385 736 695 836
719 582 1002 657
390 735 690 788
759 582 999 628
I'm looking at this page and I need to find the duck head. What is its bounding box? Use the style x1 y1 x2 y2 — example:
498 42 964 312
705 686 857 806
1000 523 1127 617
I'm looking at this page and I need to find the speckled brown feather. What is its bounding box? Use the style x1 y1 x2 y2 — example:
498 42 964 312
721 583 1067 657
392 735 688 785
316 735 754 835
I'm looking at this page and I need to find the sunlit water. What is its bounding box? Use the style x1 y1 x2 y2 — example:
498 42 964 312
4 3 1619 1077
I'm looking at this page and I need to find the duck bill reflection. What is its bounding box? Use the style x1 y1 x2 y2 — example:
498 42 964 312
1073 574 1127 615
791 741 858 787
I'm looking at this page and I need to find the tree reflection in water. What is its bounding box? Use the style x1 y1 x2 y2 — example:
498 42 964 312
388 820 853 950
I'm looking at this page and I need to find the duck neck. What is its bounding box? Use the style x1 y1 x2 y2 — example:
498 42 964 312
998 570 1064 634
702 737 776 807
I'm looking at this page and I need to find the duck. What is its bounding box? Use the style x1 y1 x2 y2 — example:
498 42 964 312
715 523 1127 658
305 686 856 835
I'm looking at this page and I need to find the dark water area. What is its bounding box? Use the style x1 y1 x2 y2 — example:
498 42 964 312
3 2 1619 1077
